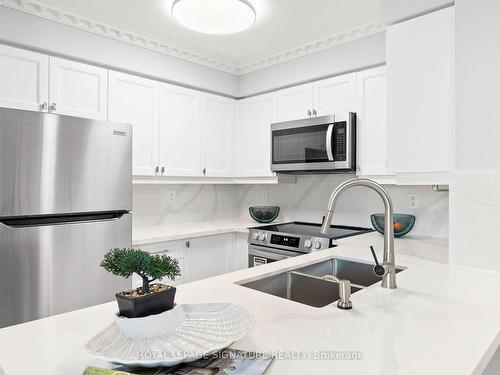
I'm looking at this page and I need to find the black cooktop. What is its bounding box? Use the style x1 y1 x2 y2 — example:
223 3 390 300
255 222 373 239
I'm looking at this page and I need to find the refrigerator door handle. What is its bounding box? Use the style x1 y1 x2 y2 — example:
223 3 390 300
0 210 129 228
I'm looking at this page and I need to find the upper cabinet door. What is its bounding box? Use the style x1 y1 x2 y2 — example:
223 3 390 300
313 73 356 116
49 57 108 120
387 7 453 174
0 44 48 112
356 66 389 176
236 93 276 177
159 83 202 177
276 83 313 122
202 94 235 177
108 71 160 177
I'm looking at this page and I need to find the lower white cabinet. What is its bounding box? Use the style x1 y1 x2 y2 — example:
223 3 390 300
189 234 232 282
233 232 249 271
133 240 188 288
134 232 248 287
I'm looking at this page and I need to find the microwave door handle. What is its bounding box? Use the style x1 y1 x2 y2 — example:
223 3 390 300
326 124 334 161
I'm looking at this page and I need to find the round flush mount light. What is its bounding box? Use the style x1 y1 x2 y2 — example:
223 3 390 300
171 0 256 35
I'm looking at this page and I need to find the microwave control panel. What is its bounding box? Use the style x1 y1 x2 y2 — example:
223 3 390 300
333 122 347 161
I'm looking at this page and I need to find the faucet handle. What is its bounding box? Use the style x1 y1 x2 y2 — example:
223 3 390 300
370 246 388 277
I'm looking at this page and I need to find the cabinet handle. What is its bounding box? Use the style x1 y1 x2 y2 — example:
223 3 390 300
313 109 317 116
155 166 159 175
40 102 48 111
202 168 206 175
161 166 165 174
50 103 57 111
307 109 312 117
185 241 190 248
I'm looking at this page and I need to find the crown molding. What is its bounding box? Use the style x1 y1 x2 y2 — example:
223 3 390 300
0 0 239 73
236 22 385 75
0 0 385 76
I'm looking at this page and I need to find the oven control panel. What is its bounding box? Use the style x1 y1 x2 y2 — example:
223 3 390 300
270 234 300 248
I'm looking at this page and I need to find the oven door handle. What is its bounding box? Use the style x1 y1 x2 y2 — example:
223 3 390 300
249 245 299 261
326 124 334 161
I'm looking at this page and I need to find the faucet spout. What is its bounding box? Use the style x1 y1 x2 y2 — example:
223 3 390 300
320 178 397 289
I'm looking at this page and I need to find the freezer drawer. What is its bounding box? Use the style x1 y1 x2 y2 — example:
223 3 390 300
0 213 132 328
0 108 132 217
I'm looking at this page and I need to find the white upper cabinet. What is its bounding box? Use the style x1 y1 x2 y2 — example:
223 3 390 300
236 93 276 177
0 44 49 112
108 71 160 176
49 57 108 120
159 83 202 177
312 73 356 116
387 7 454 176
275 73 357 122
356 66 390 177
276 83 313 122
202 94 235 177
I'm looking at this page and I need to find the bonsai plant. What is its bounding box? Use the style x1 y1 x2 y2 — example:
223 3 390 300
101 248 181 318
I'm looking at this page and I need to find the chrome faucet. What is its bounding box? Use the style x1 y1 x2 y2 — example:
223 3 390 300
320 178 397 289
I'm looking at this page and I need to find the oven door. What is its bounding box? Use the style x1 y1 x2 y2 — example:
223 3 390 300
248 244 303 268
271 114 355 172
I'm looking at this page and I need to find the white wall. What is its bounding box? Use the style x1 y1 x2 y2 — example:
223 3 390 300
238 33 386 97
449 0 500 273
0 6 238 97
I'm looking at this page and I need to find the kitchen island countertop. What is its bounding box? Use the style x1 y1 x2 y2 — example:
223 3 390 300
0 232 499 374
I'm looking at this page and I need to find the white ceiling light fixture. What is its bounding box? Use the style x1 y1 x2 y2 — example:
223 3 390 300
171 0 256 35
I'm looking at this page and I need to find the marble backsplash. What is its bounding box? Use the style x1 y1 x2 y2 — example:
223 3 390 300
133 184 241 227
238 175 449 238
133 175 449 238
449 171 500 272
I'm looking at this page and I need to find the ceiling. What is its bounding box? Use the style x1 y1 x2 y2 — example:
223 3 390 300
18 0 383 74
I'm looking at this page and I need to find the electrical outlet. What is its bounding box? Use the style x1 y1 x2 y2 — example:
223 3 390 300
167 190 176 204
263 189 269 203
408 194 418 209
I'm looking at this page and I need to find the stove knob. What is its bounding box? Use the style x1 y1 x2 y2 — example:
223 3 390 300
313 240 322 249
304 239 313 248
251 232 259 240
258 232 267 241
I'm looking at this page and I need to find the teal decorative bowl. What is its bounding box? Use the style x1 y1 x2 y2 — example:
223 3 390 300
370 213 416 238
249 206 280 223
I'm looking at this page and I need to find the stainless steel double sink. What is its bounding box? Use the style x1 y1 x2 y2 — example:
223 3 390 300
237 257 405 308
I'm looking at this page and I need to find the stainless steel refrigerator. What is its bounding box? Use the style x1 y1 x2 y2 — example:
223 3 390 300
0 108 132 328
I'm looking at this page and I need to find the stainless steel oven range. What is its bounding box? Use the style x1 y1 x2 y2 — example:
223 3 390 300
248 222 372 267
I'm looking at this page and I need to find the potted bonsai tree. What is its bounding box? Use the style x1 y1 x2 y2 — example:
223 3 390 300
101 248 181 318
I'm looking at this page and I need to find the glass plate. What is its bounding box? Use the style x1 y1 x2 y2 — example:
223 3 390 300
86 303 254 368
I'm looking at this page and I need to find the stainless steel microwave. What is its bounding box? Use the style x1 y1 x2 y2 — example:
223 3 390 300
271 113 356 173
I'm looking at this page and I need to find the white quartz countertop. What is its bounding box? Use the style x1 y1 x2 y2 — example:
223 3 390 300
1 233 499 375
132 218 278 245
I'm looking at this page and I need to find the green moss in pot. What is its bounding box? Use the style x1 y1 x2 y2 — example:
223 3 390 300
100 248 181 318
